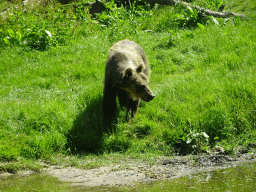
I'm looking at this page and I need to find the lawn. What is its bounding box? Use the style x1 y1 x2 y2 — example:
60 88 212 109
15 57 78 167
0 0 255 171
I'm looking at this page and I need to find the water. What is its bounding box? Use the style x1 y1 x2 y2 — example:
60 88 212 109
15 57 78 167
134 163 256 192
1 163 255 191
0 174 74 192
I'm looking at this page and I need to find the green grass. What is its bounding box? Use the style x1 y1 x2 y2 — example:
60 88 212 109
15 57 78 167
0 0 256 172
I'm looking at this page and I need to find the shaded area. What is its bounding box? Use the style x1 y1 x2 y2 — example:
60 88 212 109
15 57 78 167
66 94 117 154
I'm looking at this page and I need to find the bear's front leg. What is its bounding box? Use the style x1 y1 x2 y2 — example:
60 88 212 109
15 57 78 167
126 98 140 121
118 89 130 110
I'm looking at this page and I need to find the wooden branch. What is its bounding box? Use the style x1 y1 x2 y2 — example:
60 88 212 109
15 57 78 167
145 0 245 18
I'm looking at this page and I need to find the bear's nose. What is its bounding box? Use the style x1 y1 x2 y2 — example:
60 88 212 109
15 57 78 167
146 94 155 102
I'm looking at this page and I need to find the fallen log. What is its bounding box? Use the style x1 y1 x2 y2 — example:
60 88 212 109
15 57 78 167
144 0 245 18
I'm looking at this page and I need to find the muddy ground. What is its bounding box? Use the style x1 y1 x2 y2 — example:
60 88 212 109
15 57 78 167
45 152 256 187
1 151 255 187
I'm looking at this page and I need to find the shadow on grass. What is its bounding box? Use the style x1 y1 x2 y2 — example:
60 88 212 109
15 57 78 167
66 94 117 154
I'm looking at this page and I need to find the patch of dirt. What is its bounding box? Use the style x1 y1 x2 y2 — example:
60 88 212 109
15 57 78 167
46 152 256 187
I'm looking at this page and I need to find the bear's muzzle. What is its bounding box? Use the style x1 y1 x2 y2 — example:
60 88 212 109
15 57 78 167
143 90 155 102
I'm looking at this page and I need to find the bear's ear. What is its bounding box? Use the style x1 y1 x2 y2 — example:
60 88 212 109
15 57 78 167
124 68 133 78
137 65 144 73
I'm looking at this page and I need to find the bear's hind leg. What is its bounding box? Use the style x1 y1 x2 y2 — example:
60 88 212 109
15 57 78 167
102 85 118 123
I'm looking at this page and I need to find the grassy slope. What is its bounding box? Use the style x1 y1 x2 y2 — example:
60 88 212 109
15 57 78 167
0 0 255 171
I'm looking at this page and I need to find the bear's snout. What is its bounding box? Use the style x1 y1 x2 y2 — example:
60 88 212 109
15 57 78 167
146 94 155 102
143 91 155 102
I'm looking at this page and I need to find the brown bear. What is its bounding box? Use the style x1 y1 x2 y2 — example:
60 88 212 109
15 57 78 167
102 39 155 122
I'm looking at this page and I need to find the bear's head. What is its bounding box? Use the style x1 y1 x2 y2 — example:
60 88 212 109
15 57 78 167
121 65 155 102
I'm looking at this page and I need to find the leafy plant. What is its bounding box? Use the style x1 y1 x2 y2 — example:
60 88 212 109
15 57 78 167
97 0 150 26
24 28 54 50
184 131 210 153
3 29 22 46
175 6 210 28
0 1 93 51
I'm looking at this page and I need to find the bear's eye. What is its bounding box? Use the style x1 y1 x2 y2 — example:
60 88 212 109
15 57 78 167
137 65 144 73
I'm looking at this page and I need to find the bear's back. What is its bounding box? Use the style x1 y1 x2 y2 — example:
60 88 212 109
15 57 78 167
108 40 145 61
106 40 150 76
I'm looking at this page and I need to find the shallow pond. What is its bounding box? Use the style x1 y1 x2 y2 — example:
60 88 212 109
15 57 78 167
1 163 255 191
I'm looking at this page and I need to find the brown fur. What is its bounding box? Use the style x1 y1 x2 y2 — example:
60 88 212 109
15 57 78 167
102 40 155 122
